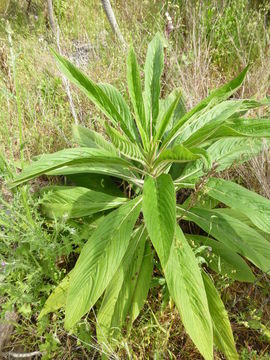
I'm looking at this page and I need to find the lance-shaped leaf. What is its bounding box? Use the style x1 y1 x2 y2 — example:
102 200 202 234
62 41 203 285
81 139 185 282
214 208 270 242
40 186 128 219
66 173 123 197
202 272 238 360
155 145 210 168
144 33 164 132
174 138 264 185
206 118 270 141
165 227 213 360
154 92 184 142
127 46 148 148
96 227 153 346
181 100 269 148
47 163 141 187
65 197 142 329
206 178 270 234
105 124 144 162
38 272 72 319
97 83 138 140
177 206 270 272
72 125 117 153
156 88 186 133
163 67 249 147
11 148 132 187
177 100 247 146
186 234 255 283
143 174 176 266
52 50 136 141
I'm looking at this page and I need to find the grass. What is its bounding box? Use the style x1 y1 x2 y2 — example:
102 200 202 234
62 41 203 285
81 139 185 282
1 0 270 358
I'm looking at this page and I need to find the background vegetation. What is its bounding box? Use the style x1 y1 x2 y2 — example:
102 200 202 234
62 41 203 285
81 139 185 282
0 0 270 358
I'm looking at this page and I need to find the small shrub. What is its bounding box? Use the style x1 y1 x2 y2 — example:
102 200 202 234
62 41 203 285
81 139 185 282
11 34 270 360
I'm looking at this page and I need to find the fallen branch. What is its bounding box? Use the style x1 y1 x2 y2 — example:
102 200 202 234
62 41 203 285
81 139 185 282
1 350 44 358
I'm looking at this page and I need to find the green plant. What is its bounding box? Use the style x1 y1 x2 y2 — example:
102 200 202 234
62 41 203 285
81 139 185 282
10 33 270 359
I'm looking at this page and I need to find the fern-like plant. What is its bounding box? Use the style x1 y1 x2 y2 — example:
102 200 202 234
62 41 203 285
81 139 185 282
11 34 270 359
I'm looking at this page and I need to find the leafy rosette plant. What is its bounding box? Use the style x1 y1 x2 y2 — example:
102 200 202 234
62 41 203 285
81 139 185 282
11 34 270 359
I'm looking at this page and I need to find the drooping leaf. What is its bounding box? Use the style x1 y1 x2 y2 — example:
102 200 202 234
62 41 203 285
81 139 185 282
11 148 132 187
40 186 128 219
202 272 238 360
214 208 270 243
96 227 153 346
51 50 136 140
165 227 213 360
126 46 148 148
105 124 144 162
143 174 176 266
66 173 123 197
206 177 270 234
177 206 270 272
144 33 164 132
72 125 116 153
65 197 142 329
47 163 141 187
186 234 255 282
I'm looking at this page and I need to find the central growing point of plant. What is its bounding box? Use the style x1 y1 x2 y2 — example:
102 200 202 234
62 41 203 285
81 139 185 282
11 34 270 360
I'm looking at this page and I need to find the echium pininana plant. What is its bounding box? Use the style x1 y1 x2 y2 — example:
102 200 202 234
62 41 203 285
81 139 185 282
11 34 270 359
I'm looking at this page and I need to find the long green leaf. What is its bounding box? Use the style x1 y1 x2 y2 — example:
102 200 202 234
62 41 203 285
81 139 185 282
144 33 164 133
65 197 142 329
38 272 72 319
165 227 213 360
155 88 186 134
178 100 247 146
97 83 138 140
66 173 123 197
155 145 210 168
72 125 116 153
105 124 144 162
52 50 136 140
143 174 176 265
127 46 148 147
40 186 128 219
174 138 265 185
163 67 249 147
206 178 270 234
11 148 132 187
96 227 153 346
47 163 142 187
202 272 238 360
206 118 270 141
178 206 270 272
154 92 184 142
186 234 255 282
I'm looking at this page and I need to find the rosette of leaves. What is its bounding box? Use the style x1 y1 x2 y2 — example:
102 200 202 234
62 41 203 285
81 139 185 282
11 34 270 360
